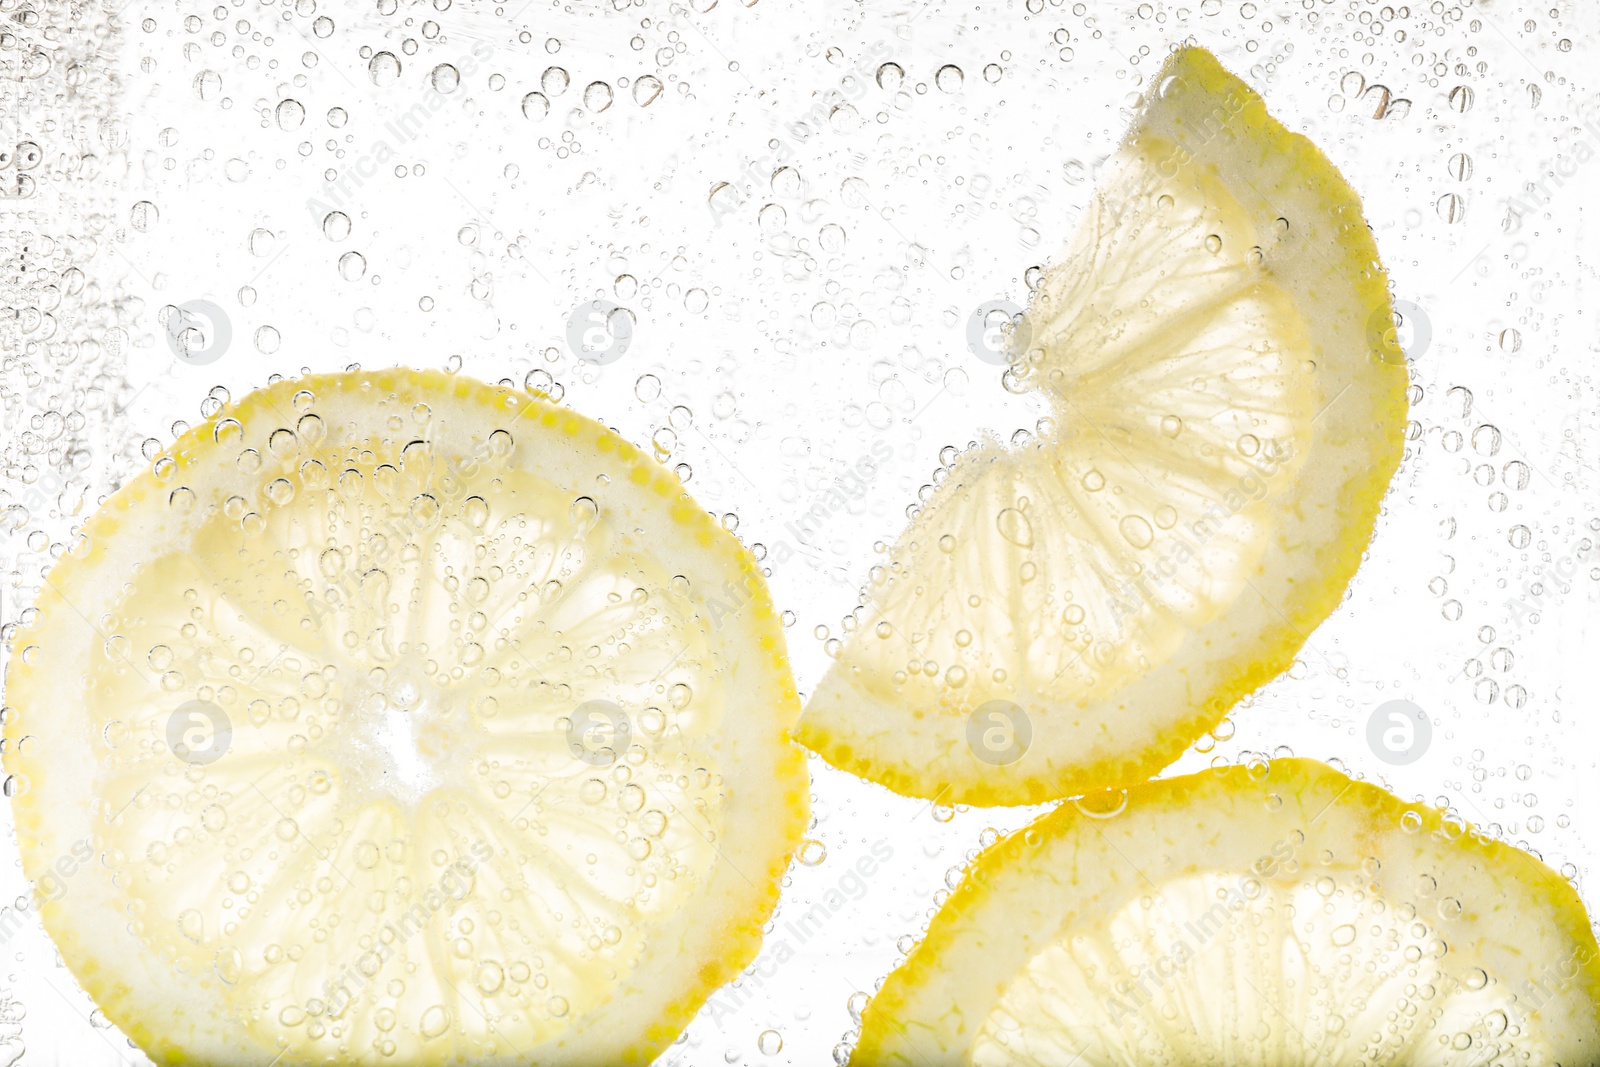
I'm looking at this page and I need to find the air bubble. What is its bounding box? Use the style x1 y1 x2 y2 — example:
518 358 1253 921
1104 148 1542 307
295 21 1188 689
542 67 570 96
1119 515 1154 549
323 211 351 241
633 75 663 106
368 51 402 85
275 98 305 129
583 81 614 112
522 92 550 120
431 63 459 93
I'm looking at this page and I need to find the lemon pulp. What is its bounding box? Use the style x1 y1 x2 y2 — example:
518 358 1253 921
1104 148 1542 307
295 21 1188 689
4 370 808 1065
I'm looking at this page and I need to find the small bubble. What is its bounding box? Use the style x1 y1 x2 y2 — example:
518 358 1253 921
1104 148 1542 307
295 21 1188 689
583 80 614 112
1119 514 1154 549
338 251 367 281
996 507 1032 548
193 69 223 99
542 66 570 96
430 63 460 93
322 211 351 241
275 98 306 129
633 74 663 106
759 203 787 233
130 200 158 231
368 51 402 85
522 91 550 120
419 1004 451 1037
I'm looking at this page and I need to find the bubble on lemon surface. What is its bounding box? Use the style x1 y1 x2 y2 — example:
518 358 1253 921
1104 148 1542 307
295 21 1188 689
3 373 807 1063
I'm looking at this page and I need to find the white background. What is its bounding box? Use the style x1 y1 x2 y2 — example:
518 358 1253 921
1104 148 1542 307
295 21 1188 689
2 0 1599 1062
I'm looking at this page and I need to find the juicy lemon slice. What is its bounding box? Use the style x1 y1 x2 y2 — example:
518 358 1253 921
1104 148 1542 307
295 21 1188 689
853 759 1600 1065
3 370 808 1065
797 46 1410 805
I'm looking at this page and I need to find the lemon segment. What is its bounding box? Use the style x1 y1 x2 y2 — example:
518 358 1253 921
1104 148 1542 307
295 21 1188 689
797 46 1410 806
3 370 808 1065
854 759 1600 1065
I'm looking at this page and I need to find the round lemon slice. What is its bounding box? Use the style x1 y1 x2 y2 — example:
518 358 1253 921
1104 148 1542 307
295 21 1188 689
2 370 808 1065
796 46 1410 805
854 759 1600 1065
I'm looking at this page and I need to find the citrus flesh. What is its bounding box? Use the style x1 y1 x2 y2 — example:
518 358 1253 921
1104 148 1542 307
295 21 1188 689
797 46 1411 805
3 370 808 1065
854 759 1600 1065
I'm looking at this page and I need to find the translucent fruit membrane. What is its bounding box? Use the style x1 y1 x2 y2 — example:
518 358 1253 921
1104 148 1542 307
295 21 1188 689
854 759 1600 1066
798 46 1411 806
3 370 808 1066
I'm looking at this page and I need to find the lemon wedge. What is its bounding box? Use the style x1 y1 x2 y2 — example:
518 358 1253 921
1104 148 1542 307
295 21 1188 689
796 46 1410 805
853 759 1600 1065
3 370 808 1065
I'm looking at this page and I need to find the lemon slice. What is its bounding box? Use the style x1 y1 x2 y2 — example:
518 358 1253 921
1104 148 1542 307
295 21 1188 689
796 46 1410 805
2 370 808 1065
853 759 1600 1065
